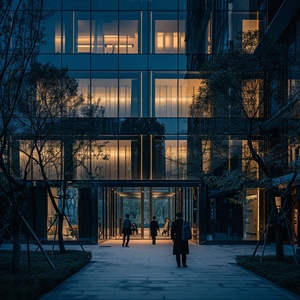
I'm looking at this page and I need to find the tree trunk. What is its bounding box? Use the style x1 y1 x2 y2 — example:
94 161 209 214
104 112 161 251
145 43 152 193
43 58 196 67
57 213 66 254
268 190 285 261
274 223 285 261
45 184 66 254
11 217 22 274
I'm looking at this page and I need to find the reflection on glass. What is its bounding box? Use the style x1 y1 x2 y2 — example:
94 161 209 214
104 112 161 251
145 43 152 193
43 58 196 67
47 187 79 241
75 77 138 117
242 79 262 118
242 140 259 179
165 139 187 179
242 19 259 53
74 140 132 180
202 140 211 173
19 140 62 180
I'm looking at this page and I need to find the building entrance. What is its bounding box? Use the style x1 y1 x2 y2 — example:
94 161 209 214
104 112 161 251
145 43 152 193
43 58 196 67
97 183 200 243
121 187 175 239
40 180 201 244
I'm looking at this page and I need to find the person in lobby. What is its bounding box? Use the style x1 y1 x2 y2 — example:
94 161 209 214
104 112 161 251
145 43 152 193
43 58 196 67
150 216 160 244
131 222 138 235
122 214 132 247
162 217 170 236
171 212 189 267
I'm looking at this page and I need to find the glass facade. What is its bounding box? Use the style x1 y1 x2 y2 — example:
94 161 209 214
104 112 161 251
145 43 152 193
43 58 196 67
34 1 201 185
25 0 202 243
20 0 286 243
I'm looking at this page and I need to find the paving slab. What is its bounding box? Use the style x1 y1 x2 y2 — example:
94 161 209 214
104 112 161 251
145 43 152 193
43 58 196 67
13 240 300 300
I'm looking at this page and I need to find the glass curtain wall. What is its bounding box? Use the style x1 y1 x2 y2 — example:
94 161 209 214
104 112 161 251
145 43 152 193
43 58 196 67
34 0 197 184
19 0 266 242
34 0 195 242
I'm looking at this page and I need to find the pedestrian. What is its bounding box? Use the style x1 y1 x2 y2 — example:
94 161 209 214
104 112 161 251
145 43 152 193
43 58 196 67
150 216 160 244
122 214 132 247
131 222 138 235
162 217 170 236
171 212 189 267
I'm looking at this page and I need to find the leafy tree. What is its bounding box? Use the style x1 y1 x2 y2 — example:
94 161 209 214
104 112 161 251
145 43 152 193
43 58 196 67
190 30 300 260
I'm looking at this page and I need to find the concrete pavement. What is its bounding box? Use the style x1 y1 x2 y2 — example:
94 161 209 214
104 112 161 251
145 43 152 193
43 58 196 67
37 239 300 300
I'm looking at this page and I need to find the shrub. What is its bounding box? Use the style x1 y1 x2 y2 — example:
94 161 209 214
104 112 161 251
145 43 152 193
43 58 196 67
236 255 300 296
0 250 92 300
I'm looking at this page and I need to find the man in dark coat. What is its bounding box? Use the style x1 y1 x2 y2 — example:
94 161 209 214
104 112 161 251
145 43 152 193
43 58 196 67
122 214 132 247
171 212 189 267
150 216 160 244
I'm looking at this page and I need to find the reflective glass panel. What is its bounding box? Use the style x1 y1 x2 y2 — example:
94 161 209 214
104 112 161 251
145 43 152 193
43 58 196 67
153 12 185 54
165 137 187 180
47 188 78 241
154 74 201 117
62 0 90 10
73 140 132 180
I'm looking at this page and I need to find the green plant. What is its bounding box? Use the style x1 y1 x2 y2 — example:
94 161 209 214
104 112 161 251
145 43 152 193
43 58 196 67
236 255 300 296
0 250 92 300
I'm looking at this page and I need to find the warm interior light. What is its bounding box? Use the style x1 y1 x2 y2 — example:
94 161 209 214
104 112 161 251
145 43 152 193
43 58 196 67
105 44 134 48
105 35 130 38
157 32 164 48
275 197 281 211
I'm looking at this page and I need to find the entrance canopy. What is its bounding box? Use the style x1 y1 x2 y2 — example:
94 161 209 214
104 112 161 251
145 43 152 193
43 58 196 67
93 179 202 188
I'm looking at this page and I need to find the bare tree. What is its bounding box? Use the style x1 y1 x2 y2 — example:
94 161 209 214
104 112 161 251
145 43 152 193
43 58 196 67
17 62 109 253
0 0 49 274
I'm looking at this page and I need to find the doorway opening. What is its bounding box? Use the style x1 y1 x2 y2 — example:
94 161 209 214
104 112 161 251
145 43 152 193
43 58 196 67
97 185 199 242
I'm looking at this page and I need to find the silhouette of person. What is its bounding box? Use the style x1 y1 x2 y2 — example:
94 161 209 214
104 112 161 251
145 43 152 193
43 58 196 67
171 212 189 267
150 216 160 244
122 214 132 247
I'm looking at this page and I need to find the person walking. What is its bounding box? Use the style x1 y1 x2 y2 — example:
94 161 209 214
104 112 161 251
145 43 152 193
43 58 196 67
171 212 189 267
162 217 170 236
122 214 132 247
150 216 160 244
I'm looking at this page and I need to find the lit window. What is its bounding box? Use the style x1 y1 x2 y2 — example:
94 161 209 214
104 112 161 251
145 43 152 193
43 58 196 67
77 20 91 53
173 32 178 48
74 140 131 180
242 19 258 53
242 79 262 118
155 78 201 117
202 140 211 173
155 19 185 53
165 140 187 179
157 32 164 48
242 140 259 179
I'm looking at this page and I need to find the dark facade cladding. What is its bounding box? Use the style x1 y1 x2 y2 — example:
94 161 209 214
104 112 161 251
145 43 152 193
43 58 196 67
7 0 300 244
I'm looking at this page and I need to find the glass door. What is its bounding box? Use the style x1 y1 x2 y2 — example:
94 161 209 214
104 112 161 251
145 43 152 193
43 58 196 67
149 187 175 239
98 187 197 242
116 187 176 239
117 187 143 238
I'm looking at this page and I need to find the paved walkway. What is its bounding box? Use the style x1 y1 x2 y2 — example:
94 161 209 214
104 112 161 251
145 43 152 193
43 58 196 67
38 240 300 300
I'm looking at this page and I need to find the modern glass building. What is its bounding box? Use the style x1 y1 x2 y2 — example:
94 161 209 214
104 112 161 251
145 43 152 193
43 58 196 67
23 0 204 244
16 0 300 244
184 0 300 244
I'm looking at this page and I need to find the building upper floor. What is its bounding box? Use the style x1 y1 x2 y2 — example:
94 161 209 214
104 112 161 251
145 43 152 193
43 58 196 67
41 0 188 58
186 0 300 70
